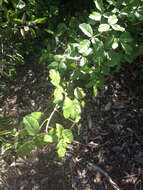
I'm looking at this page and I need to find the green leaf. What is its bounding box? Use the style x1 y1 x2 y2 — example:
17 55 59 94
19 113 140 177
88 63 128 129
71 99 81 120
106 0 116 5
54 55 63 61
98 24 110 32
104 36 114 48
120 32 133 43
108 15 118 25
48 62 59 69
35 17 47 24
35 135 45 149
121 42 133 55
107 50 121 66
44 134 53 143
56 139 67 149
94 0 103 12
80 57 88 67
135 9 143 21
62 129 73 143
17 141 35 157
0 130 11 135
78 40 91 54
89 12 101 21
111 24 125 32
63 97 73 118
23 116 40 136
79 23 93 37
49 128 58 141
93 85 98 96
0 0 2 6
13 18 22 23
74 87 85 99
112 40 118 49
3 0 8 3
30 112 42 120
63 97 81 120
54 88 63 103
57 147 66 157
49 69 61 87
16 0 25 9
59 62 67 71
56 123 64 139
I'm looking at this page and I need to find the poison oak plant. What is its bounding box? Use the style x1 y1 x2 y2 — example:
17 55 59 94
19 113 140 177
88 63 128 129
1 0 143 158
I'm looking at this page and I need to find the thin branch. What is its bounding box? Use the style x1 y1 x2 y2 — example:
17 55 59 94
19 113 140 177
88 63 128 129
45 104 58 132
88 162 121 190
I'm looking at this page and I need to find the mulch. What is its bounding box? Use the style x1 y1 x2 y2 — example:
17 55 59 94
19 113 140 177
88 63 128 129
0 62 143 190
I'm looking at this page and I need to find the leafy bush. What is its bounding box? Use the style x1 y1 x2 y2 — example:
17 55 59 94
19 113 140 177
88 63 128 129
1 0 143 158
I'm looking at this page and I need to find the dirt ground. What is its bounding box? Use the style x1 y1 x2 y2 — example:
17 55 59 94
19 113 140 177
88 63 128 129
0 60 143 190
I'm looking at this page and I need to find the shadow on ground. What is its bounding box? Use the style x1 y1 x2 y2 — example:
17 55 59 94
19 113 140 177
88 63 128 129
0 63 143 190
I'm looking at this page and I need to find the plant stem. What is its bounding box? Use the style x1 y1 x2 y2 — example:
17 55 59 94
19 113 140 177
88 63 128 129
45 104 58 132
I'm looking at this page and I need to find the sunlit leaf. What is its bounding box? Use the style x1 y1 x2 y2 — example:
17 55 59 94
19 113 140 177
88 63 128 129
89 12 101 21
74 87 85 99
56 123 64 139
63 97 73 118
44 134 53 143
30 112 42 120
111 24 125 32
54 88 64 103
94 0 103 12
93 85 98 96
62 129 73 143
98 24 110 32
78 39 90 54
108 15 118 25
17 0 25 9
79 23 93 37
112 41 118 49
49 69 61 87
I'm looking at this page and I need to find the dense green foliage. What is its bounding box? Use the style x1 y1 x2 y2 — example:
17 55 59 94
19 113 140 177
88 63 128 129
0 0 143 157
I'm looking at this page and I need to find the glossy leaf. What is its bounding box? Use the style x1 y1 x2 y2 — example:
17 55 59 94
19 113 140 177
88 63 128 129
17 0 25 9
79 23 93 37
108 15 118 25
111 24 125 32
94 0 103 12
78 39 90 54
98 24 110 32
89 12 101 21
112 40 118 49
80 57 87 67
